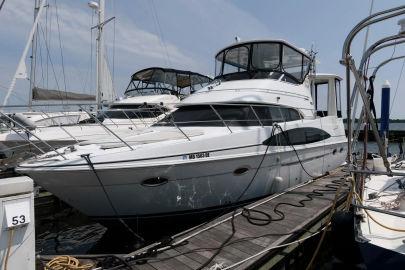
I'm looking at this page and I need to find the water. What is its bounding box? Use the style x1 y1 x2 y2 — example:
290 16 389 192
35 198 145 255
355 140 402 155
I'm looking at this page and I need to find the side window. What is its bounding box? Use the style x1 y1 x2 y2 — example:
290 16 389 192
263 128 331 146
157 105 221 126
253 106 273 126
213 105 259 126
269 106 284 122
280 108 301 121
282 46 303 82
289 109 301 121
223 46 249 74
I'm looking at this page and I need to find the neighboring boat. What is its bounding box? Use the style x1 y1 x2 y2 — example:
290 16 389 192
16 40 347 231
0 67 211 163
356 158 405 269
101 67 212 128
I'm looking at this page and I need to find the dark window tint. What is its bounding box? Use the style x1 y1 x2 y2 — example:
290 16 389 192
102 109 161 119
156 105 222 126
263 127 330 146
102 105 167 119
213 105 259 126
280 107 301 121
155 105 301 127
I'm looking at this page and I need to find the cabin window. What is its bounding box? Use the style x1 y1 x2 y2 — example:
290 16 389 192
282 46 304 82
251 43 281 70
263 127 331 146
155 105 301 127
213 105 259 126
223 46 249 74
280 107 301 121
156 105 223 126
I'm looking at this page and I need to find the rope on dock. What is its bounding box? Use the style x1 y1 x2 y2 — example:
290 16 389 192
44 255 94 270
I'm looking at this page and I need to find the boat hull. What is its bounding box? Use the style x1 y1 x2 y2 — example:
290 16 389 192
24 142 346 220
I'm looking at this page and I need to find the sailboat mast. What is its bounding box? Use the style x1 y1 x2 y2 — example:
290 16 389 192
28 0 40 110
2 0 46 108
96 0 105 109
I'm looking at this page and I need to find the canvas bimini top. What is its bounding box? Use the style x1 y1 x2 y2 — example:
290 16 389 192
124 67 212 98
214 39 312 84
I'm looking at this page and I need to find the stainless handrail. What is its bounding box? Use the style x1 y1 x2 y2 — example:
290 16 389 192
250 105 264 127
0 119 45 156
121 110 138 129
0 112 67 160
40 110 80 143
79 106 134 150
156 106 191 141
209 104 232 133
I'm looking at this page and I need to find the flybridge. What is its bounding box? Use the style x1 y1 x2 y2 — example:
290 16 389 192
214 40 312 84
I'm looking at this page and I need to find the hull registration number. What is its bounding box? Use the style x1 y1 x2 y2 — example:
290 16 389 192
188 152 210 159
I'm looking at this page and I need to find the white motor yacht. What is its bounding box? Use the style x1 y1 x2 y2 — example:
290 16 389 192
17 40 347 229
0 67 211 162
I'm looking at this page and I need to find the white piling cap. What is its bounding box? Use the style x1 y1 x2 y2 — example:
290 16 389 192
382 80 391 88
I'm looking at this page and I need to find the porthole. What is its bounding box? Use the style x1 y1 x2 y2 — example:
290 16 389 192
233 167 249 175
141 177 168 187
339 147 344 153
332 149 337 155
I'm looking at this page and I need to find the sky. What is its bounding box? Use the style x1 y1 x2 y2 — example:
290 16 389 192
1 0 405 118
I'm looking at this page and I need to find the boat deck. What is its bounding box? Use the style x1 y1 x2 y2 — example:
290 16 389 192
122 167 350 270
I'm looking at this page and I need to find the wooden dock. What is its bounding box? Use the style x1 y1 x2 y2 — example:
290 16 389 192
120 168 350 270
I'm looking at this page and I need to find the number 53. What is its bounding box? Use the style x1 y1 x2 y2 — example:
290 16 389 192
12 215 26 225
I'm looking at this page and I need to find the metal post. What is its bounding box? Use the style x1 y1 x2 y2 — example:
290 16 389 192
380 81 390 152
347 57 391 173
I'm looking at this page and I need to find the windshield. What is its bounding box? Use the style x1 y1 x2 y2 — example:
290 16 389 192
215 41 311 84
100 105 168 120
125 68 212 98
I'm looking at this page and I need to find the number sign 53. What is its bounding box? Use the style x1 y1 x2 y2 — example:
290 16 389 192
4 198 31 228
